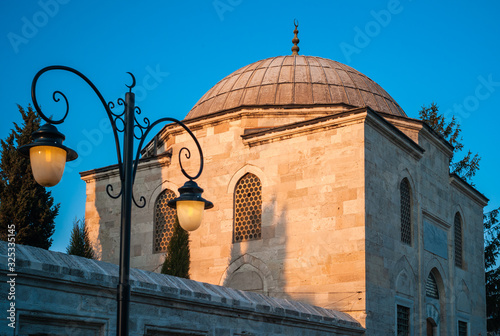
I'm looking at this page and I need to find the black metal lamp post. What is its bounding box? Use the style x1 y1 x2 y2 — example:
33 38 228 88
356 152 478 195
18 65 213 336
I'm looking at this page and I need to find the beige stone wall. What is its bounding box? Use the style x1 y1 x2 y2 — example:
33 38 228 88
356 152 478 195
181 111 368 321
83 108 369 324
82 107 486 334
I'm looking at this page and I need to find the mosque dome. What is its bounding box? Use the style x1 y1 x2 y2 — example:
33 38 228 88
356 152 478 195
186 22 405 120
186 55 406 120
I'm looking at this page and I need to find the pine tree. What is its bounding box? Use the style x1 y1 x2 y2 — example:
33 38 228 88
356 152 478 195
0 105 59 249
161 215 190 278
66 218 95 259
418 102 480 182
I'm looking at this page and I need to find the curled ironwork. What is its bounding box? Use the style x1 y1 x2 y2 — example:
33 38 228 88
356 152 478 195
132 117 205 184
31 65 125 180
133 106 150 139
132 194 146 208
129 117 205 209
108 99 126 132
108 99 126 117
179 147 191 172
51 90 69 122
30 66 205 210
106 183 122 199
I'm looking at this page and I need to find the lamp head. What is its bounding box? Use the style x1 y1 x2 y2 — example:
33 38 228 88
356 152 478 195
168 180 213 231
18 123 77 187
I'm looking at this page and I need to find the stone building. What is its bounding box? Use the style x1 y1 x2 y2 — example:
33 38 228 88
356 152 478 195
81 29 488 335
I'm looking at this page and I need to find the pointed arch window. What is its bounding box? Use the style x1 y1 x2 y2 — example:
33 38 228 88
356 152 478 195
400 178 412 245
454 212 463 268
234 173 262 242
153 189 177 253
426 272 439 299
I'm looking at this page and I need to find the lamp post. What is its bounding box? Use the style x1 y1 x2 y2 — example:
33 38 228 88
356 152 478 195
18 65 213 336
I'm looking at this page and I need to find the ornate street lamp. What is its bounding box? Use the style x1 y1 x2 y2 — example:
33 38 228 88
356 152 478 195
18 65 213 336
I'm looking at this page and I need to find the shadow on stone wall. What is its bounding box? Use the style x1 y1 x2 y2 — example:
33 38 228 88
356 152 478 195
224 196 291 301
91 172 122 264
88 154 165 270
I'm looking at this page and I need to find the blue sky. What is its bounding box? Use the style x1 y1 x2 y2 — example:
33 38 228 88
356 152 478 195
1 0 499 252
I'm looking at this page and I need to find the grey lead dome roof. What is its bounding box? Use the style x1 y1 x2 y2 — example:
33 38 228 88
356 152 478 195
186 55 406 120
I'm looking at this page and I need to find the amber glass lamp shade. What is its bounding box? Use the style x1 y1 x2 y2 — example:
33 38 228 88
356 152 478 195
176 200 205 231
29 146 67 187
18 123 78 187
168 180 214 232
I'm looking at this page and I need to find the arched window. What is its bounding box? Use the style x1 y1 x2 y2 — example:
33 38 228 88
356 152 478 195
454 212 463 268
400 178 412 245
234 173 262 242
153 189 176 253
426 272 439 299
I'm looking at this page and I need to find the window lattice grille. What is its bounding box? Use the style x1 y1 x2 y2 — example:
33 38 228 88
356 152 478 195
153 189 176 253
397 305 410 336
426 273 439 299
400 179 412 245
455 212 463 268
458 321 468 336
234 173 262 242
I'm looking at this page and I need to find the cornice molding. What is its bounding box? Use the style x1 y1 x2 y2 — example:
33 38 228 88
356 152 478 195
422 209 451 230
363 110 424 161
80 152 171 183
381 113 454 158
449 174 489 207
241 108 367 147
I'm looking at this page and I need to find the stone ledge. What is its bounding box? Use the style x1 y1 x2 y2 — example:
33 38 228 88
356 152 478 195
0 241 364 333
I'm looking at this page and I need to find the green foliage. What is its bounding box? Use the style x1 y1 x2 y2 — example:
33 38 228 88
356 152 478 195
161 216 190 278
0 105 58 249
419 102 480 182
66 218 95 259
485 208 500 332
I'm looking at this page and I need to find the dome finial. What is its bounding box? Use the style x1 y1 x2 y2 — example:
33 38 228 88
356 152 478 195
292 19 300 55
